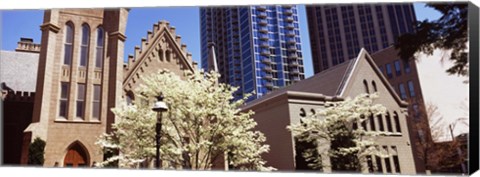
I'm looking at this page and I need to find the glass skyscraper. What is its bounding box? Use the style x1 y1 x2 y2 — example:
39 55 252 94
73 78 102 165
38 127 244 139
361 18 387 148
200 5 305 101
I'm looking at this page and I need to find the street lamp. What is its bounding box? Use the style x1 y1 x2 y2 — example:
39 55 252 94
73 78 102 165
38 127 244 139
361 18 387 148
152 94 168 169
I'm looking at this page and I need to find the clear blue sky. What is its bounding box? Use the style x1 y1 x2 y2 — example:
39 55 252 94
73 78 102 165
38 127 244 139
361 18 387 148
1 3 441 78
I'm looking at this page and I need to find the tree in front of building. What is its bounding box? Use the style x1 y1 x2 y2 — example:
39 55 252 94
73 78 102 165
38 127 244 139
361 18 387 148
288 93 392 172
28 137 46 165
96 70 274 171
415 102 468 174
395 3 468 77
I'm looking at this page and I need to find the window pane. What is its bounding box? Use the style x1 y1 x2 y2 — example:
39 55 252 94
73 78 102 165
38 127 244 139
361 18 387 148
95 28 104 68
377 114 384 131
80 46 88 66
408 81 415 97
93 85 101 101
92 102 100 119
66 24 73 43
399 83 406 100
77 84 85 100
393 156 401 173
64 44 72 65
61 82 69 98
97 28 104 47
59 100 67 117
386 112 393 132
394 112 401 132
77 84 85 119
375 156 383 173
385 63 392 78
394 60 401 76
369 114 376 131
82 25 90 45
76 101 84 118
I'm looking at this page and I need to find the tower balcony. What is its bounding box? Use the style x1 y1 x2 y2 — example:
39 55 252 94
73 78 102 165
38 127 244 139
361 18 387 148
257 6 267 11
265 82 274 88
263 66 273 72
258 19 268 25
286 31 295 37
263 74 273 80
260 49 270 56
286 24 295 29
258 26 268 33
287 45 297 51
285 17 294 22
258 12 267 18
289 60 299 66
259 41 269 48
288 53 298 59
284 9 293 15
290 69 300 74
261 58 272 64
259 34 269 40
287 38 296 44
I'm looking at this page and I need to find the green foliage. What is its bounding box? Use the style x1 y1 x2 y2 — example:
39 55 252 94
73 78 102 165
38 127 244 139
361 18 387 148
395 3 468 76
28 137 46 165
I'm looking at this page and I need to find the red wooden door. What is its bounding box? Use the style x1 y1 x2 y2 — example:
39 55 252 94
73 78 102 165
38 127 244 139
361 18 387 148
64 144 88 167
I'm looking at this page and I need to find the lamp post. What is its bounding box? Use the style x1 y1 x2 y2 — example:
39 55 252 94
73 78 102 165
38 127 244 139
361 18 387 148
152 94 168 169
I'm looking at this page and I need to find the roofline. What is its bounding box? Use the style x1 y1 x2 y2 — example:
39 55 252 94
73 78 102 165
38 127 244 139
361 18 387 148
123 26 195 86
360 48 409 107
241 91 344 111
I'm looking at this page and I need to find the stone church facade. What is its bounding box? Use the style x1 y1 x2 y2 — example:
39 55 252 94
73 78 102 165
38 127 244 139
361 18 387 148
1 8 197 167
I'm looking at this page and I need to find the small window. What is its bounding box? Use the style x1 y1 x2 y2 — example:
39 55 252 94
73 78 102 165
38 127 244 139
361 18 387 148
299 108 306 117
394 60 401 76
377 114 385 131
403 60 411 74
92 85 101 120
59 82 69 118
80 24 90 67
363 79 369 94
385 63 393 78
76 83 86 119
95 27 104 68
386 112 393 132
398 83 407 100
375 156 383 173
393 111 401 133
369 114 376 131
392 155 401 173
412 104 420 119
372 80 377 92
407 81 415 97
383 146 392 173
64 22 74 65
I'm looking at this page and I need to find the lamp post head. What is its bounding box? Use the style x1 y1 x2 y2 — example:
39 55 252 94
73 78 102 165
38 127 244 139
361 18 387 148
152 95 168 112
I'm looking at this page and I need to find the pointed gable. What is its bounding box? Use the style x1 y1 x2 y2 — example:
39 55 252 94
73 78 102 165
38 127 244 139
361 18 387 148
123 20 198 92
339 48 408 107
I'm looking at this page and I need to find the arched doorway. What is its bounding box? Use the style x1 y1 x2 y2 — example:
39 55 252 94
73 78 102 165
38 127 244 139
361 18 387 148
64 141 89 167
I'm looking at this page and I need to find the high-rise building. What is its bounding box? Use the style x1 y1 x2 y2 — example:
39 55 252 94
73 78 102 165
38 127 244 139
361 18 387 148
200 5 306 101
306 4 416 72
306 4 428 173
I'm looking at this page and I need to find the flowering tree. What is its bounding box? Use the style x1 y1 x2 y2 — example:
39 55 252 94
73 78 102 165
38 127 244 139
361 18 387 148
96 70 273 171
288 93 392 172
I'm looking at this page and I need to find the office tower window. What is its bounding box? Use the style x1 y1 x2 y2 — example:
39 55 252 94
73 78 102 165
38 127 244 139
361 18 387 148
398 83 407 100
407 80 415 97
95 27 104 68
59 82 69 118
80 24 90 67
76 83 85 119
394 60 401 76
64 22 74 65
385 63 393 78
394 111 401 133
92 85 101 120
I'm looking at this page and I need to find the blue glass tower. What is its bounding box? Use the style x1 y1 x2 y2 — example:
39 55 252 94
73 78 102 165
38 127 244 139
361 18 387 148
200 5 305 101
